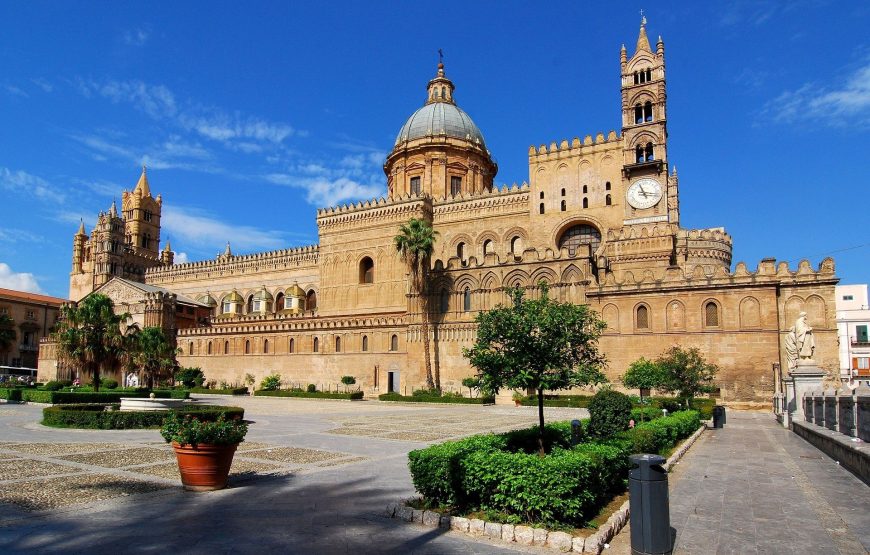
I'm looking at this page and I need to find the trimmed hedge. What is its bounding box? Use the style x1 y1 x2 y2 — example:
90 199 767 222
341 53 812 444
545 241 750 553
379 393 495 404
255 389 364 400
0 389 191 404
42 404 245 429
519 394 592 408
520 394 716 419
408 410 701 527
189 387 249 395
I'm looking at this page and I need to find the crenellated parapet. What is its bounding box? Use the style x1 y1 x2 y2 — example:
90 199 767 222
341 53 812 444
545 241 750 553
145 245 319 284
178 310 407 337
316 194 432 233
528 131 622 161
433 182 529 221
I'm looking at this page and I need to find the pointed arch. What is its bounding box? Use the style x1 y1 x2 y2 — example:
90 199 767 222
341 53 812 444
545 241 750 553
739 296 761 329
602 303 619 332
667 300 685 330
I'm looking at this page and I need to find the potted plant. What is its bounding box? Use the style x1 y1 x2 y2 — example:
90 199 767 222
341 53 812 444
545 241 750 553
512 391 524 407
161 413 248 491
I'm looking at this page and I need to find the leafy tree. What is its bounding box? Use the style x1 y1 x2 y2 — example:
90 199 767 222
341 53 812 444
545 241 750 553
340 375 356 392
261 373 281 391
461 376 480 398
622 357 666 404
132 327 178 390
0 313 16 365
588 388 633 437
655 346 719 408
175 367 205 388
464 284 608 454
53 294 128 392
394 217 439 389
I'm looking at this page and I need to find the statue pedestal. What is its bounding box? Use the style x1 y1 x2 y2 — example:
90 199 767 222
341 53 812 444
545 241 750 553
782 361 826 428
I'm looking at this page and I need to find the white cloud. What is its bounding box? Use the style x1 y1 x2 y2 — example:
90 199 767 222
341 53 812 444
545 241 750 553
123 28 149 46
765 60 870 127
0 263 43 293
179 112 296 144
0 229 44 244
0 167 66 203
161 205 289 252
76 78 177 119
31 78 53 93
173 252 189 264
71 133 219 172
264 173 383 207
3 84 28 98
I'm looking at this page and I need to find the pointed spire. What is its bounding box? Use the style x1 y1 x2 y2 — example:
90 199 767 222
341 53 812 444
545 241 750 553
620 43 627 64
657 35 664 56
163 240 171 252
636 15 651 53
77 218 86 236
224 241 232 257
134 164 151 198
109 199 118 218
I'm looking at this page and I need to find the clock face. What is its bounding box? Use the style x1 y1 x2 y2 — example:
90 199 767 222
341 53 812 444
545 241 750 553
626 178 663 209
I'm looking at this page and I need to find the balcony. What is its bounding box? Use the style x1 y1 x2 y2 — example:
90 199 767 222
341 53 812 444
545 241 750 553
850 336 870 347
18 344 38 353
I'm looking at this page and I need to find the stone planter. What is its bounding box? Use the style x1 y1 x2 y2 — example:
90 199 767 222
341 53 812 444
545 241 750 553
171 441 238 491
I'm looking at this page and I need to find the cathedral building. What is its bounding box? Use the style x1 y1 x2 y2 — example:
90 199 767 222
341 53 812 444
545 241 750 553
42 19 838 403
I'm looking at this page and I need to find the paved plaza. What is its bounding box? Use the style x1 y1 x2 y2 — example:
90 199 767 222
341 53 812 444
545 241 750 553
0 398 867 554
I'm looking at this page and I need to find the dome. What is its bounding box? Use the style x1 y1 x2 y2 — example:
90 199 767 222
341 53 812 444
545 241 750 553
225 291 243 303
395 102 487 150
197 293 217 307
253 287 273 302
285 282 305 297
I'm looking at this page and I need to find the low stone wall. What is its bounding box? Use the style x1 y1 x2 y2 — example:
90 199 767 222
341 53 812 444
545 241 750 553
792 420 870 485
385 424 707 554
802 385 870 441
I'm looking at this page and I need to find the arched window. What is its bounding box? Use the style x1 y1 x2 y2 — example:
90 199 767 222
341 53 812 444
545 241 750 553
646 68 652 81
245 340 251 354
441 86 445 98
359 257 374 284
246 295 254 314
705 302 720 327
605 194 612 206
289 338 294 353
207 341 212 355
463 287 471 312
456 242 466 261
275 293 284 313
306 290 317 311
636 305 649 330
539 203 545 214
582 185 588 194
561 200 567 211
558 223 601 255
439 288 449 312
582 197 588 209
335 336 341 353
313 337 319 353
605 181 611 191
636 145 644 163
483 239 494 255
634 104 643 124
264 339 269 354
644 101 653 122
645 143 654 161
390 334 398 352
362 335 368 352
410 176 421 195
539 191 544 199
633 71 639 84
510 236 522 255
561 188 566 196
188 342 193 355
224 341 229 354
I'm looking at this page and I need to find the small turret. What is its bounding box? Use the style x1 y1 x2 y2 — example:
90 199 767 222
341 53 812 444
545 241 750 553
426 54 456 105
620 43 627 66
656 35 664 56
161 240 174 266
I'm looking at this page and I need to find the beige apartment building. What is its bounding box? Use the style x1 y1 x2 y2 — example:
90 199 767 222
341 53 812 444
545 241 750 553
42 19 839 403
1 288 65 370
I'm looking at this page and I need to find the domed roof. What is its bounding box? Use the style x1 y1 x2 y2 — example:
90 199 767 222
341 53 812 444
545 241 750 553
197 293 217 307
225 291 243 303
285 282 305 297
253 286 273 302
395 102 487 149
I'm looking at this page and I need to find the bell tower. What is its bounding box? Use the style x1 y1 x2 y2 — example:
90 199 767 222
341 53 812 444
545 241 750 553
620 16 678 225
122 166 162 258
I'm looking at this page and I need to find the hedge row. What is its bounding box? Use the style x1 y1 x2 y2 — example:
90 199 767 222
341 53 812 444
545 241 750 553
519 394 716 419
378 393 495 404
0 389 189 404
189 387 249 395
42 404 245 429
408 411 700 526
255 389 364 400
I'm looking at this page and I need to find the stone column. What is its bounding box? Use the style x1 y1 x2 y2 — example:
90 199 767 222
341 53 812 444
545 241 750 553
782 360 826 429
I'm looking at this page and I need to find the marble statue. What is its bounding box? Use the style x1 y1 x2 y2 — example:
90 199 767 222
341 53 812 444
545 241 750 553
785 311 815 369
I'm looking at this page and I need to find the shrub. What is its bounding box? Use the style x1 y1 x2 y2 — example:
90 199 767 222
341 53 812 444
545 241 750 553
4 388 22 402
631 407 662 422
622 410 701 455
102 379 118 390
519 394 592 408
306 383 316 393
42 381 64 391
42 404 245 429
254 389 363 400
175 367 205 388
260 374 282 391
160 413 247 446
340 376 356 386
588 389 633 438
379 392 494 404
188 386 248 395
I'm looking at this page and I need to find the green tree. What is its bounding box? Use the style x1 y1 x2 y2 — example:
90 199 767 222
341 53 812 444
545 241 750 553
0 313 16 365
394 217 439 389
622 357 666 404
53 294 128 392
461 376 480 398
655 346 719 407
464 284 608 454
132 327 178 390
340 375 356 392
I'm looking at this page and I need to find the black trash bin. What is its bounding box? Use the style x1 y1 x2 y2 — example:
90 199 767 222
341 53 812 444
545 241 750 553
712 405 725 428
629 454 671 555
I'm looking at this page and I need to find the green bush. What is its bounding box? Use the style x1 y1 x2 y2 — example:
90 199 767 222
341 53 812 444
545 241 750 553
519 394 592 408
379 392 494 404
254 389 364 400
4 388 22 402
260 374 281 391
160 412 247 446
9 389 190 404
687 398 715 420
42 381 64 391
631 407 662 422
588 389 633 438
188 386 248 395
306 384 317 393
175 367 205 388
621 410 701 455
102 379 118 390
42 404 245 429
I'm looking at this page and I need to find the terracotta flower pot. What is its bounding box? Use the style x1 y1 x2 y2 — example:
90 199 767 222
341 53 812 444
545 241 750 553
171 441 238 491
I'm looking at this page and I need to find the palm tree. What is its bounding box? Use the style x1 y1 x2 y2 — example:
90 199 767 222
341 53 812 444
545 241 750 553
53 294 128 392
395 217 439 390
0 313 16 366
132 327 178 390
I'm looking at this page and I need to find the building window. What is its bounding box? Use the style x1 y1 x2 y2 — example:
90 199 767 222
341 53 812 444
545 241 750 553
857 357 870 370
636 305 649 330
222 301 232 314
561 188 566 196
510 236 522 255
245 340 251 354
582 185 588 194
605 181 611 191
264 339 269 354
224 341 229 354
539 191 544 199
289 338 295 353
359 257 374 284
188 342 193 355
843 295 854 301
335 336 341 353
463 287 471 312
207 341 212 355
645 143 654 161
362 335 368 352
644 101 653 122
646 68 652 81
25 310 35 320
457 242 466 261
704 302 720 327
634 104 643 124
313 337 319 353
582 197 588 209
440 288 449 313
410 176 421 195
483 239 493 255
390 334 398 352
558 224 601 255
306 290 317 311
451 176 462 196
144 210 152 222
561 200 567 211
605 194 612 206
539 203 545 214
247 295 255 314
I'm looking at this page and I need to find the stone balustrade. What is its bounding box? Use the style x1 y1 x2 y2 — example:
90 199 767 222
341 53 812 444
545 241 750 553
803 385 870 441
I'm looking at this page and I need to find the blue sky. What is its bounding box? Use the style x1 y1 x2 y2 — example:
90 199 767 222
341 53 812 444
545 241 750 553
1 1 868 298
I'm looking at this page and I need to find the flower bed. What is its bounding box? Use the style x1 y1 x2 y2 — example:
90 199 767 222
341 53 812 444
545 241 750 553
378 393 495 404
407 411 700 528
254 389 364 400
42 404 245 429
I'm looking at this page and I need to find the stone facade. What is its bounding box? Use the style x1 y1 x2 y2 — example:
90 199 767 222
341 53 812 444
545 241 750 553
0 288 65 369
43 19 838 402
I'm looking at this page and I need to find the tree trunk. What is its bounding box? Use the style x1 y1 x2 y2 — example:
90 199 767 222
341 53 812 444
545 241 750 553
537 387 546 457
92 360 100 392
421 315 434 390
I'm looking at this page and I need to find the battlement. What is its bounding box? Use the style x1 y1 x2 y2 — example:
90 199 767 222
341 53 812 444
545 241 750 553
316 193 431 232
145 244 319 283
177 310 407 337
529 131 622 160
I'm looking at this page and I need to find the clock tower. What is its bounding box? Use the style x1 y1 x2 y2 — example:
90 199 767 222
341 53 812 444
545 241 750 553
619 16 679 226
